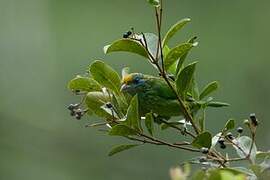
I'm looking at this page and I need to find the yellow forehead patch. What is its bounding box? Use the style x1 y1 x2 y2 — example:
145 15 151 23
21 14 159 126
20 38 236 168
122 74 133 84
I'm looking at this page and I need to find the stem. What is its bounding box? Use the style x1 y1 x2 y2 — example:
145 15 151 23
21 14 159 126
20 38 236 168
138 132 200 152
158 118 196 138
153 4 200 135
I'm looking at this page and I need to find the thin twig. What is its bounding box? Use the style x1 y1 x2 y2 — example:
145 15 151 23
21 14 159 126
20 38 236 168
158 118 196 138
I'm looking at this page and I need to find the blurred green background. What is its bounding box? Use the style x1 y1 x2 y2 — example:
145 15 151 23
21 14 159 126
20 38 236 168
1 0 270 179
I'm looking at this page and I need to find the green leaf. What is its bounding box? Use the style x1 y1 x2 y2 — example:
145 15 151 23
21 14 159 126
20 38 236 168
225 119 235 130
207 101 230 108
233 136 257 163
192 170 206 180
223 167 256 177
85 91 111 118
108 144 139 156
125 95 142 131
147 0 160 6
104 39 149 59
145 113 154 135
176 36 198 75
90 60 121 94
190 78 200 100
199 81 219 100
176 62 198 98
68 76 102 92
256 151 270 159
162 18 191 46
163 45 170 57
198 108 206 132
192 131 212 148
164 43 193 70
109 124 137 136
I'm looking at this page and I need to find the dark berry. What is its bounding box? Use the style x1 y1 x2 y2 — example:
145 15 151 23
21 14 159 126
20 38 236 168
105 102 113 109
67 103 79 111
126 31 132 36
75 114 82 120
199 157 207 162
220 143 226 149
250 113 258 126
201 147 209 154
226 132 234 140
237 127 243 133
123 31 132 38
123 33 129 38
70 111 76 116
218 138 225 144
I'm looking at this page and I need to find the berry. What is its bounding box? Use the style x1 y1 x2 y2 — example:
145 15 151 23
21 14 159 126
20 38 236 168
75 114 82 120
250 113 258 126
67 103 79 111
70 111 76 116
220 143 226 149
237 127 243 133
218 138 225 144
105 102 113 109
123 31 132 38
199 157 207 162
201 147 209 154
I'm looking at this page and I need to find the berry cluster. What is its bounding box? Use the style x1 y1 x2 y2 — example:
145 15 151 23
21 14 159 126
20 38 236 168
67 103 86 120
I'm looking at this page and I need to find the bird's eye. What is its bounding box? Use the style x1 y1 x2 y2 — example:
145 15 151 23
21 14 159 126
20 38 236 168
134 77 140 84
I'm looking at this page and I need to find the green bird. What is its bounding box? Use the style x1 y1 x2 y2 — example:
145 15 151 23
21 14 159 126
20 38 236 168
120 73 183 119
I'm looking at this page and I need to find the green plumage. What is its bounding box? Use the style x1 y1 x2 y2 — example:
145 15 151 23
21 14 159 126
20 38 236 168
121 73 182 118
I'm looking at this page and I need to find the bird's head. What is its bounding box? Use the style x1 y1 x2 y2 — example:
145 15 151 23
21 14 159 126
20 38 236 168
120 73 147 95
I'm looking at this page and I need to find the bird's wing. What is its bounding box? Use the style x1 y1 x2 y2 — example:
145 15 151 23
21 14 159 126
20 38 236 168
145 76 177 100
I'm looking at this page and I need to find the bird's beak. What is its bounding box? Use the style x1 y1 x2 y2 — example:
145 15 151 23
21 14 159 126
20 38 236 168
120 84 130 92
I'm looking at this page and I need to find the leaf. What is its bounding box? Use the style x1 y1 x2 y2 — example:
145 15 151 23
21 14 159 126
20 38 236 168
192 131 212 148
90 60 121 94
233 136 257 163
109 124 137 136
198 108 206 132
224 167 256 177
256 151 270 159
163 45 170 57
190 78 200 100
68 76 102 92
225 119 235 130
85 91 111 118
137 33 159 59
147 0 160 6
176 62 198 98
199 81 219 100
125 95 142 131
192 170 206 180
108 144 139 156
162 18 191 46
164 43 193 70
104 39 149 59
145 113 154 135
211 132 222 149
176 36 198 75
207 101 230 108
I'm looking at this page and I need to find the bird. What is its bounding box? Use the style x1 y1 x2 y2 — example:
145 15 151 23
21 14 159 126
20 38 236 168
120 73 183 119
